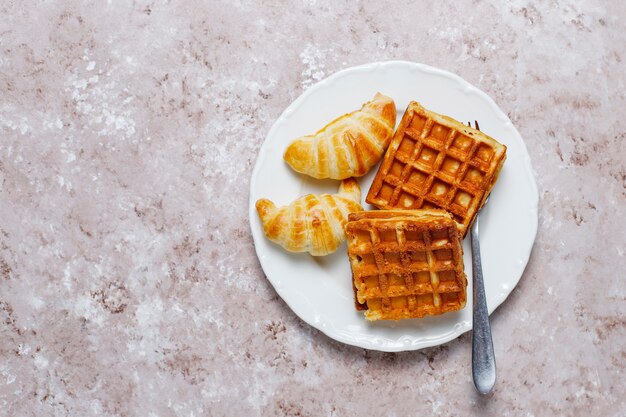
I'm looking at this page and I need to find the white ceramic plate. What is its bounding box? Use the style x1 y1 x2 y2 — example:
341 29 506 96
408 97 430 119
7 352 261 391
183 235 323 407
249 61 538 352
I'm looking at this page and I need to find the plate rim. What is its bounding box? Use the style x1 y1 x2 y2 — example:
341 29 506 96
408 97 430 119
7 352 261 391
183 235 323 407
248 60 539 352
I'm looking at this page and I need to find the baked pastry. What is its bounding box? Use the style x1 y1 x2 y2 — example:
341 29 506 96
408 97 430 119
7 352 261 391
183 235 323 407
366 102 506 236
256 178 363 256
283 93 396 180
345 209 467 321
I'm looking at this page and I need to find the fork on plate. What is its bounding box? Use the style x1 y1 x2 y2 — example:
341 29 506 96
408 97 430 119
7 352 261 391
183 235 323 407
467 120 496 394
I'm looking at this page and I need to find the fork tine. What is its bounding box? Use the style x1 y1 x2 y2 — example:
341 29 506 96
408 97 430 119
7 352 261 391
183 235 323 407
468 121 481 131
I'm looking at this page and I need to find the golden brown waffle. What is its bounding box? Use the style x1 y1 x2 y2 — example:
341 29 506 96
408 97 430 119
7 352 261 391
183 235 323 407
346 209 467 321
366 102 506 236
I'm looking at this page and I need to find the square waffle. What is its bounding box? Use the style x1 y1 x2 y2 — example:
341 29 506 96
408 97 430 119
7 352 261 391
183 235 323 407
366 102 507 236
346 209 467 321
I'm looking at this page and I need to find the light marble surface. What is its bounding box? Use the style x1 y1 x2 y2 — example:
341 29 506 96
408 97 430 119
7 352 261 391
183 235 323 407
0 1 624 416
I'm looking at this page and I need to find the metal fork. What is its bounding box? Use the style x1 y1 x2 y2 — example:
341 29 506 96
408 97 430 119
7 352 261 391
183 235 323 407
468 120 496 394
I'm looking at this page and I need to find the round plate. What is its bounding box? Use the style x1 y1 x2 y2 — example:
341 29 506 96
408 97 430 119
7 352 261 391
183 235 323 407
249 61 538 352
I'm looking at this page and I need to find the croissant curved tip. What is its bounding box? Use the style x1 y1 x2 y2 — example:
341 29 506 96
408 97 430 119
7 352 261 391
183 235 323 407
284 138 322 177
338 178 361 202
255 198 276 219
283 143 299 168
373 92 394 103
365 93 396 127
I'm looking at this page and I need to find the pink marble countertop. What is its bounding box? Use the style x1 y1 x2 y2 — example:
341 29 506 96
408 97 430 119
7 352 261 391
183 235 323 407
1 1 624 416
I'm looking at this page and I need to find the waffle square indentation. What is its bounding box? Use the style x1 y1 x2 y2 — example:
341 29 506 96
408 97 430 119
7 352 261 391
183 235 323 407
416 146 439 169
430 123 451 145
441 156 462 177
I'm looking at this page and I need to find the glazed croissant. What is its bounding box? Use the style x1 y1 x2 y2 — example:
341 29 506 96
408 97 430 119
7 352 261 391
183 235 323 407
256 178 363 256
283 93 396 180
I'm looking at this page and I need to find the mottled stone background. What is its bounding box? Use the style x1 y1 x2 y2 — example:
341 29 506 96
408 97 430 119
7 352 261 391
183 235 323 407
0 1 624 416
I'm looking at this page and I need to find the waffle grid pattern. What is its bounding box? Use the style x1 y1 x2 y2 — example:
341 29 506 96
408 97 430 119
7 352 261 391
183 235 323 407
347 213 466 320
366 103 506 235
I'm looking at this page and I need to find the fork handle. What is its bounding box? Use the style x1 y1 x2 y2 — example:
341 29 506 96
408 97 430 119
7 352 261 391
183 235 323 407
471 217 496 394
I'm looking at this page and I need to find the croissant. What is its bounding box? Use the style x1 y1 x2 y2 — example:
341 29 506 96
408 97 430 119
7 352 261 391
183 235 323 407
283 93 396 180
256 178 363 256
